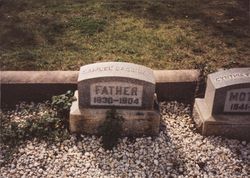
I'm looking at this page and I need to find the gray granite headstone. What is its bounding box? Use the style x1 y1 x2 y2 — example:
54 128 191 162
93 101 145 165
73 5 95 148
77 62 155 109
193 68 250 140
69 62 160 136
205 68 250 115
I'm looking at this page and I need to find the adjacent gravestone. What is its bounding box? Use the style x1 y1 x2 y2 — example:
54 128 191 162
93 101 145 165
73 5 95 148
69 62 160 136
193 68 250 140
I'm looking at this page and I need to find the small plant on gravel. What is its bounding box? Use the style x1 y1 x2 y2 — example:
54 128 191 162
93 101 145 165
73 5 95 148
98 109 124 150
0 91 76 165
193 60 216 98
51 90 76 120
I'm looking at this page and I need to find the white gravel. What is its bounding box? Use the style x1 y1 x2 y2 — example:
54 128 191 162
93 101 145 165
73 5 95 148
0 101 249 177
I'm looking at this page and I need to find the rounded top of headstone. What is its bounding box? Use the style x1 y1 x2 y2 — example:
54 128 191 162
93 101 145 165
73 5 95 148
208 68 250 89
78 62 155 84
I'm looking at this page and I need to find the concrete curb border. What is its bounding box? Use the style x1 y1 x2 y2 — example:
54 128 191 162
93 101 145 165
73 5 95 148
1 70 200 105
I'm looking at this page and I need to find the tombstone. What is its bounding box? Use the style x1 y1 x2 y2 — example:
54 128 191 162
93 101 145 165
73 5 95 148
193 68 250 140
69 62 160 136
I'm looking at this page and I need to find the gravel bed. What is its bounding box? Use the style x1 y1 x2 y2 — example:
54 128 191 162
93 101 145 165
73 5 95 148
0 101 249 178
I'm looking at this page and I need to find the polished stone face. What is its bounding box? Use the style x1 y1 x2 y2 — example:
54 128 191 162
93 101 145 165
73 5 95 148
77 62 156 109
204 68 250 115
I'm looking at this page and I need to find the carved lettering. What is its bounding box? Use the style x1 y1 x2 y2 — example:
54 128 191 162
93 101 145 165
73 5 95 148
91 82 143 107
124 87 129 95
95 85 139 96
116 86 122 95
108 86 114 95
224 88 250 113
229 92 238 101
239 93 246 101
131 87 137 96
216 72 250 82
101 86 109 95
229 92 250 102
95 85 102 95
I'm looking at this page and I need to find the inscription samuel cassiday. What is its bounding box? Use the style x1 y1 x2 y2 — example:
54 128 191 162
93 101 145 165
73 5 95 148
81 65 148 75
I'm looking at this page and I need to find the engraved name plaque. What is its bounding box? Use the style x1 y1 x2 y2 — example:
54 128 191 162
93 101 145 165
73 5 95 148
77 62 156 109
193 68 250 140
69 62 160 136
224 88 250 113
204 68 250 115
90 82 143 107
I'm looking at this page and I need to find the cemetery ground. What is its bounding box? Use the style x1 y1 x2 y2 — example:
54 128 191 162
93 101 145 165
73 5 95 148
1 0 250 177
1 0 250 72
1 100 249 177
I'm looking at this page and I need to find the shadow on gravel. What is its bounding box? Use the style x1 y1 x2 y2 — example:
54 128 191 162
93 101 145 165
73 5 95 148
70 102 190 176
1 101 249 176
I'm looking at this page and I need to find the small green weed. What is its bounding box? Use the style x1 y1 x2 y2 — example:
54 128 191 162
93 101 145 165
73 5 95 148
98 109 124 150
52 90 76 119
0 91 75 165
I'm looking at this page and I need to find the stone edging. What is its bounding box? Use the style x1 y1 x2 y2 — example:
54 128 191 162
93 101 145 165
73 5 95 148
1 70 200 104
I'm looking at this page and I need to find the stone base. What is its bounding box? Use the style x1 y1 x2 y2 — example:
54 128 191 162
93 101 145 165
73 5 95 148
69 92 160 136
193 98 250 141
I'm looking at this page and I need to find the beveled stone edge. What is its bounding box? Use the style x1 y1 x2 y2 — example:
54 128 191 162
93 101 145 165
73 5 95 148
193 98 250 140
1 70 199 84
69 103 161 136
153 70 200 83
208 68 250 89
78 62 156 84
1 70 200 104
0 71 78 84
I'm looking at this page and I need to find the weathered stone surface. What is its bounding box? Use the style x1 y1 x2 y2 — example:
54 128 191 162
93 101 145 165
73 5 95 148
204 68 250 115
78 62 155 83
1 70 200 105
154 70 199 102
70 91 160 136
193 99 250 140
193 68 250 140
70 62 160 136
77 62 155 109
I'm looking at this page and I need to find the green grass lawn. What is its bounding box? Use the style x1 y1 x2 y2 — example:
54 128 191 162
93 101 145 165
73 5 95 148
0 0 249 72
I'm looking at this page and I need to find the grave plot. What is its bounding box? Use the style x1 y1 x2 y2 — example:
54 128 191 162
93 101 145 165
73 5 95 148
1 101 249 177
70 62 160 136
193 68 250 140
